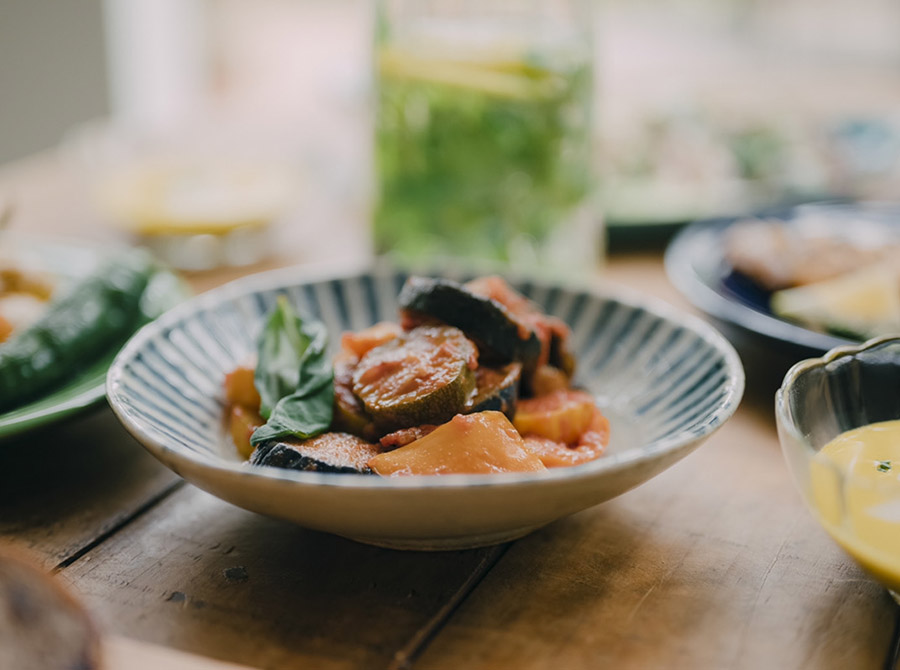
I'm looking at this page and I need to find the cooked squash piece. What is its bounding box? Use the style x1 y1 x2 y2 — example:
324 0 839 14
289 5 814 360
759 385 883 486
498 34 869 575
224 366 261 409
513 389 596 445
579 406 611 452
229 404 265 460
368 411 546 476
251 432 381 474
529 364 570 397
523 407 610 468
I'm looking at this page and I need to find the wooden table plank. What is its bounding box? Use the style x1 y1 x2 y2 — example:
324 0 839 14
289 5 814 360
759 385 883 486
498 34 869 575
414 350 896 669
61 484 506 670
0 408 180 569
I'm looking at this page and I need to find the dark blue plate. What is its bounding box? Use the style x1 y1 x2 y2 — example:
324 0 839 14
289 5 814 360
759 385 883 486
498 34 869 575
664 202 900 359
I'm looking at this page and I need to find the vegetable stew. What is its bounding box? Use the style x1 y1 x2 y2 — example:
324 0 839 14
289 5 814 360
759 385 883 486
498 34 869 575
224 275 610 476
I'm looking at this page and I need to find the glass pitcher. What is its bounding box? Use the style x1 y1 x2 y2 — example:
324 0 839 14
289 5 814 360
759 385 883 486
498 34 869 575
373 0 600 279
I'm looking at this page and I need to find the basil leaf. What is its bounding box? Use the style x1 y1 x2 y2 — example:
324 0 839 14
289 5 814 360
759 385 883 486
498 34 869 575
255 297 317 417
249 378 333 445
250 296 334 445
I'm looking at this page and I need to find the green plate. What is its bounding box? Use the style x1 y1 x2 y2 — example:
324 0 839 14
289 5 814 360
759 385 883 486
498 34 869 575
0 236 190 440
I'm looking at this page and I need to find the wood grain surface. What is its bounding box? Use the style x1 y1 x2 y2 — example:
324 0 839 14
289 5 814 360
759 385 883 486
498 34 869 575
65 485 505 670
1 155 897 669
415 391 895 670
0 410 180 569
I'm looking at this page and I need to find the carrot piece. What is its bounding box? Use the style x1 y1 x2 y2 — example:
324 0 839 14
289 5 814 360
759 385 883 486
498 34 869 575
224 366 261 410
0 315 12 343
340 322 402 359
229 404 265 460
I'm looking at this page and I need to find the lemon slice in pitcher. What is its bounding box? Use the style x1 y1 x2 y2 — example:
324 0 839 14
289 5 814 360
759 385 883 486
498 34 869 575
378 47 566 100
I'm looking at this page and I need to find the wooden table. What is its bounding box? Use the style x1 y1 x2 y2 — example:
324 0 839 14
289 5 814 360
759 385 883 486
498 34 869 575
0 152 897 670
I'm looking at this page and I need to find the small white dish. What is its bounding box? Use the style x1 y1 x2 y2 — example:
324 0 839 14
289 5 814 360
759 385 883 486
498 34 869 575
107 266 744 550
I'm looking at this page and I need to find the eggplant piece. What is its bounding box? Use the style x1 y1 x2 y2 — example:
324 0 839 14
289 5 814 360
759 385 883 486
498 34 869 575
398 277 541 371
549 330 576 379
465 362 521 419
331 358 378 440
251 432 380 474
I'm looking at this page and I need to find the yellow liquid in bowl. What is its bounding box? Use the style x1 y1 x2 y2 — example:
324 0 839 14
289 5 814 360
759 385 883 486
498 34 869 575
811 420 900 592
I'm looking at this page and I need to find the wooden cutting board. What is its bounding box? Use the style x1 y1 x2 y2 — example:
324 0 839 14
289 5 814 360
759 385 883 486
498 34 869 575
104 637 257 670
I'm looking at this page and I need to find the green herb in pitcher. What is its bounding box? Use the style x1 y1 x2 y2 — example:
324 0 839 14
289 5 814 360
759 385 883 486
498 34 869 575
374 47 594 269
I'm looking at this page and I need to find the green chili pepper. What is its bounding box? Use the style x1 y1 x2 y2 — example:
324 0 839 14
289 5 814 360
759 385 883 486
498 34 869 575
0 250 161 410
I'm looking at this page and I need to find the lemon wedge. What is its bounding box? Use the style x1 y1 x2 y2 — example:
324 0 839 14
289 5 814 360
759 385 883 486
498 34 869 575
771 264 900 338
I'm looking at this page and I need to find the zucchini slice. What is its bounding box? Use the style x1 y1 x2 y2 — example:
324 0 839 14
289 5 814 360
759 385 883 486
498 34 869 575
352 325 477 431
398 277 541 370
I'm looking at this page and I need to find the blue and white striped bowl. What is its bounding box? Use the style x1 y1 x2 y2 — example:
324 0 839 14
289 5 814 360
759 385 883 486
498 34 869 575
107 265 744 550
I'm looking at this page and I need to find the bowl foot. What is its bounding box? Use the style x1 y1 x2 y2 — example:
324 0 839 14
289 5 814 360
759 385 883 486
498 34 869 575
343 524 545 551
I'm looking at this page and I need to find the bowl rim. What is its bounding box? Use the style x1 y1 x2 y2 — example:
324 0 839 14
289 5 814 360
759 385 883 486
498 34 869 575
107 261 745 492
775 334 900 453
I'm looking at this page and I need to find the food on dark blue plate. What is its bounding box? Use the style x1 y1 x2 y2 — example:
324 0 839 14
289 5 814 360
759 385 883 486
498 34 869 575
724 218 900 339
770 265 900 340
725 219 897 292
224 276 610 476
0 250 166 411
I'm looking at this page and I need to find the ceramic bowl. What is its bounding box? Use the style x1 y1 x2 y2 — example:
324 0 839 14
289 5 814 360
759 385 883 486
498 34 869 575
777 335 900 484
776 336 900 594
107 266 744 550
